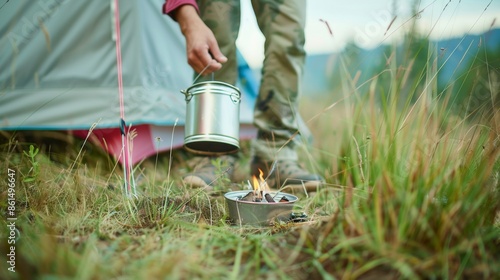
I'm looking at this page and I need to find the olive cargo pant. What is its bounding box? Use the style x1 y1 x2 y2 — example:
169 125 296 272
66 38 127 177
196 0 310 162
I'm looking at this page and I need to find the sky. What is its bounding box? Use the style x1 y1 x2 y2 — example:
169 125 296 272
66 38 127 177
236 0 500 68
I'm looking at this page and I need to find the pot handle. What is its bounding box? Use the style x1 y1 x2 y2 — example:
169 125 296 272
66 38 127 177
181 89 192 102
230 92 241 104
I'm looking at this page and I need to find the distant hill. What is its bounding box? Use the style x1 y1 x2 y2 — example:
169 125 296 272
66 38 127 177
436 28 500 89
299 28 500 96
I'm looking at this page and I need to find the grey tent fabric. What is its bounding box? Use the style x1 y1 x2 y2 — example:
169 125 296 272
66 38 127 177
0 0 256 130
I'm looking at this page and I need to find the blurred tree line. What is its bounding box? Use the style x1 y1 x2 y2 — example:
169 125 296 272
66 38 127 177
328 4 499 123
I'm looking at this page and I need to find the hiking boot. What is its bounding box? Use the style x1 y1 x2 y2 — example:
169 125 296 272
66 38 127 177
250 157 324 192
182 155 236 190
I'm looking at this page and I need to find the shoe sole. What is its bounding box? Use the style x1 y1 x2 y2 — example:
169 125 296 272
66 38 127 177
275 180 323 193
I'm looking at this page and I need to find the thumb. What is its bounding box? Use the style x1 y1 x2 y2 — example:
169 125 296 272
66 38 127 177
208 40 227 64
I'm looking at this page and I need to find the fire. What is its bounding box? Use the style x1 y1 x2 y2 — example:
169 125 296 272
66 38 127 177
241 168 277 203
251 168 270 198
252 175 260 192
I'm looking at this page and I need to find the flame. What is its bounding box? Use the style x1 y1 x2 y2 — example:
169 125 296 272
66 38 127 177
251 169 269 195
258 168 265 184
252 175 260 192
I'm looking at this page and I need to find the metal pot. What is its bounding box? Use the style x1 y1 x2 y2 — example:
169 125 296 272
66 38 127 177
224 190 299 226
181 81 241 155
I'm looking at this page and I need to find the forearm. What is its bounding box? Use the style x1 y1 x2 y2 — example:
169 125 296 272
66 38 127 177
162 0 226 74
162 0 199 21
175 5 204 36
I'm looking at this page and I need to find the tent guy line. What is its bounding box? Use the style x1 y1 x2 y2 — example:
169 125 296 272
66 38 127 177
113 0 136 197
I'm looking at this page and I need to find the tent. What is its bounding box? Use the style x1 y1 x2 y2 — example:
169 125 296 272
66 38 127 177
0 0 259 165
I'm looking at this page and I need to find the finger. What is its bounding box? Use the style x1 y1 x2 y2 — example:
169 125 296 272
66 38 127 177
187 50 207 73
208 40 227 64
198 60 222 76
190 57 221 75
207 60 223 74
195 51 222 75
188 59 205 74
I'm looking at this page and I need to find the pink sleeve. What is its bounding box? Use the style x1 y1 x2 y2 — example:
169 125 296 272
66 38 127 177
162 0 199 19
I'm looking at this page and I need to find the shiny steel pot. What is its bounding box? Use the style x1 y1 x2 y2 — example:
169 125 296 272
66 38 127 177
181 81 241 155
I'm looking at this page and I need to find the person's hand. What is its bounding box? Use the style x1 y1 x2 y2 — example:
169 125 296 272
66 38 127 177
175 5 227 75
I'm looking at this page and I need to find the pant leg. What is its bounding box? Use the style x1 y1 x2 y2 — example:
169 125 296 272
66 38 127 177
250 0 309 161
195 0 240 84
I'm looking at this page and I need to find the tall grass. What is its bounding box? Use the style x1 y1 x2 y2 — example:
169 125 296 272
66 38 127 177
300 39 499 278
